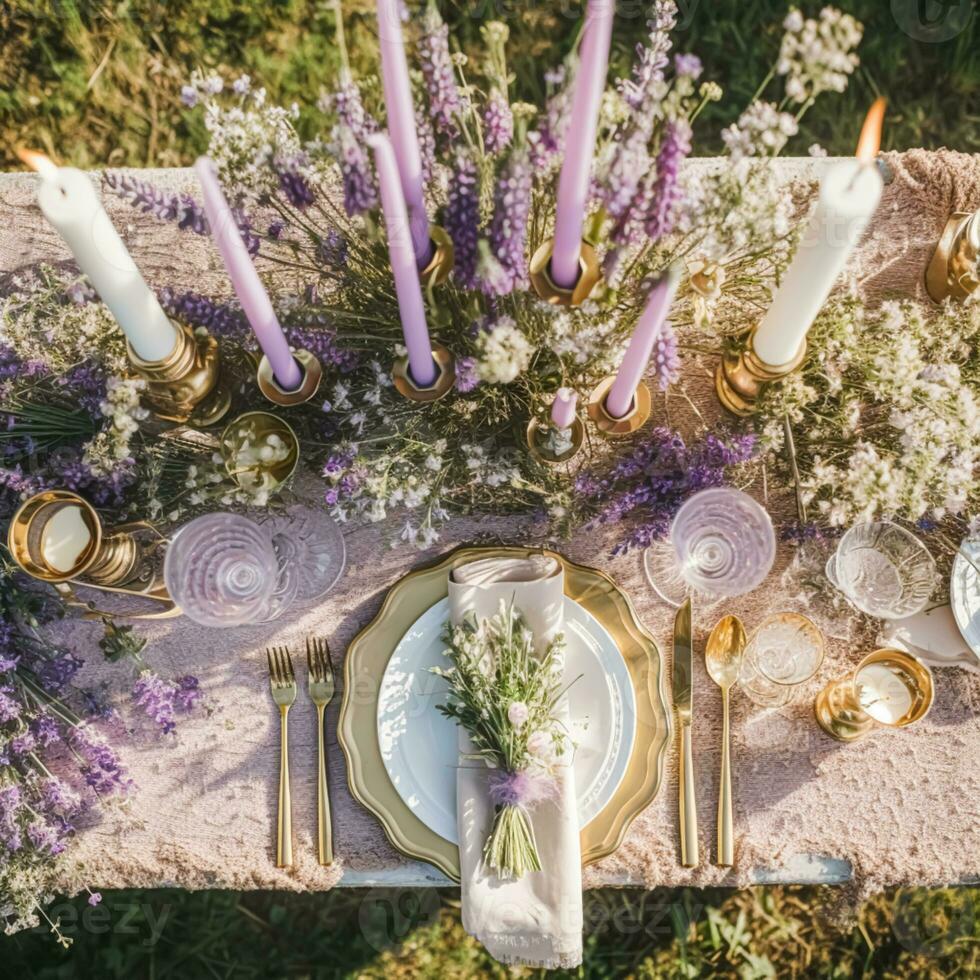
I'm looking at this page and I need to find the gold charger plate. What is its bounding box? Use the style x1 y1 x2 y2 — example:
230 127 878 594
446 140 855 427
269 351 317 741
338 545 672 880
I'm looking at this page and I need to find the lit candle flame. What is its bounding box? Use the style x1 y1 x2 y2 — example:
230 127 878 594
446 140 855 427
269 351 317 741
855 98 886 164
15 148 60 182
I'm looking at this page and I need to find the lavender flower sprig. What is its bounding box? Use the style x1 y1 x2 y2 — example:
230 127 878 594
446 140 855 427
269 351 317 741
482 152 532 296
483 89 514 155
0 566 132 939
338 129 378 216
418 2 463 137
620 0 679 109
579 428 758 554
643 120 693 243
103 172 260 255
445 150 481 288
132 671 202 735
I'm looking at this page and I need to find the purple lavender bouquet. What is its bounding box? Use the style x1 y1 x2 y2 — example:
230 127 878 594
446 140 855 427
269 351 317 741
89 3 860 548
0 272 205 937
0 569 129 940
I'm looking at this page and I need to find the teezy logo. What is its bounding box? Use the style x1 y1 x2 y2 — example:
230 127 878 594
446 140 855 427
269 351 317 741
891 0 974 42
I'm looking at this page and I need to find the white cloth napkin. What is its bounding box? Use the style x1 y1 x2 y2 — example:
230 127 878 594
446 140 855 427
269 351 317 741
879 604 979 674
448 556 583 969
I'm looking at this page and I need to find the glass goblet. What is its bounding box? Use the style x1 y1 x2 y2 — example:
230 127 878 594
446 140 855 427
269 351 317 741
256 505 347 602
646 487 776 603
164 512 299 627
738 612 825 707
825 521 936 620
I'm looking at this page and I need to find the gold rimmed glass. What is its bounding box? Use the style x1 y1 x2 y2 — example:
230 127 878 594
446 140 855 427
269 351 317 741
739 613 825 708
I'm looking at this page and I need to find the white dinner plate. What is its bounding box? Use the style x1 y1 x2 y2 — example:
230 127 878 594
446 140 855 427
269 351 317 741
377 596 637 845
951 539 980 665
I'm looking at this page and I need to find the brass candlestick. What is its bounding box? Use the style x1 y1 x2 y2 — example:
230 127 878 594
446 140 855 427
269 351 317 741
814 648 934 743
392 343 456 403
419 225 455 288
526 416 586 466
6 490 176 618
128 320 232 426
715 328 807 418
256 349 323 407
529 237 602 307
587 375 651 437
925 209 980 303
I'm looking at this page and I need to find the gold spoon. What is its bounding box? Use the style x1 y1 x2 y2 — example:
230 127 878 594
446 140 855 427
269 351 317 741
705 615 747 867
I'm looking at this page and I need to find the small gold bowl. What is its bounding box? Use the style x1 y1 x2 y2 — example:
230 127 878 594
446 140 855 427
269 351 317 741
220 411 299 495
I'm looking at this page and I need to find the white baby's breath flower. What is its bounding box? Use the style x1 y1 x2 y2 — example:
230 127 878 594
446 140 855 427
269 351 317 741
721 101 798 162
476 316 533 384
777 7 862 104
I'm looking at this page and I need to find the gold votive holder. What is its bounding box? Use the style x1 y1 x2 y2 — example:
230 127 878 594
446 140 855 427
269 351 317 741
925 209 979 303
256 348 323 407
526 416 586 466
529 236 602 307
587 375 651 437
128 319 232 426
220 411 299 495
392 343 456 403
419 224 455 288
6 489 176 618
715 327 807 418
814 648 934 743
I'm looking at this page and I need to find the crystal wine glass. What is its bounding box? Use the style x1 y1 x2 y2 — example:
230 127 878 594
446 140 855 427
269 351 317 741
164 509 346 627
164 513 298 627
825 521 936 620
645 487 776 604
738 612 825 707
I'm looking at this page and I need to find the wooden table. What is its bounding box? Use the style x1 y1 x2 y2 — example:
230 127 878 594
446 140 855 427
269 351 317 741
2 160 978 896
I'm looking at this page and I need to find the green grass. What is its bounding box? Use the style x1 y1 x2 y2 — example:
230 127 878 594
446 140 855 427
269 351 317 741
3 884 979 978
0 1 977 171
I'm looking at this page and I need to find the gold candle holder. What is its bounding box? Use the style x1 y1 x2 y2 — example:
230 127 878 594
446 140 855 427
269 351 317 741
587 375 651 437
256 349 323 407
925 209 979 303
6 490 176 617
392 342 456 403
814 648 934 743
220 411 299 495
529 237 602 307
715 328 807 418
419 225 455 288
128 319 232 426
526 416 586 466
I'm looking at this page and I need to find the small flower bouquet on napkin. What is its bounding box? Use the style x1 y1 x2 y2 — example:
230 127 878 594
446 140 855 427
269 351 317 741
433 600 572 879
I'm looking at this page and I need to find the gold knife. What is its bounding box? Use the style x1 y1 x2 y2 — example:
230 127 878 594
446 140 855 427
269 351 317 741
673 597 699 867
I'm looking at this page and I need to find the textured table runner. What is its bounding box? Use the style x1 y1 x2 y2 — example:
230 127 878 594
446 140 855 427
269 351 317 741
1 153 978 903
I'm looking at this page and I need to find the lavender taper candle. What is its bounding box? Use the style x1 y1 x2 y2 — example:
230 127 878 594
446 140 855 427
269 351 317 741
606 265 682 419
551 388 579 429
376 0 434 266
368 133 438 388
194 157 302 391
550 0 614 289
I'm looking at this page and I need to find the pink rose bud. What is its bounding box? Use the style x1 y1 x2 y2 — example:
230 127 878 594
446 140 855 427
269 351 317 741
507 701 529 728
526 730 551 757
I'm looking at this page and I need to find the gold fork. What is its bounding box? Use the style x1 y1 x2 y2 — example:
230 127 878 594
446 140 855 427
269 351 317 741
307 637 335 866
266 646 297 868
